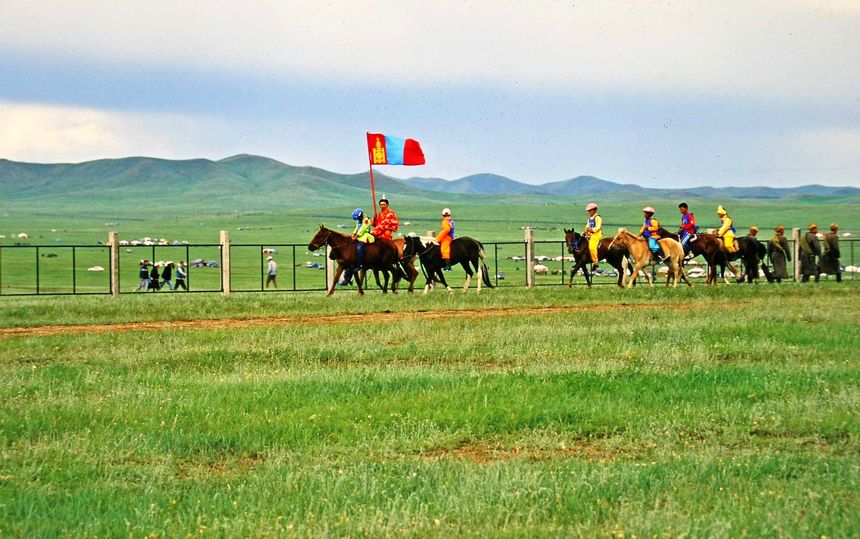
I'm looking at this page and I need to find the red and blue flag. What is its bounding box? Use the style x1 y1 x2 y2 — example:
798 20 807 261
366 132 425 166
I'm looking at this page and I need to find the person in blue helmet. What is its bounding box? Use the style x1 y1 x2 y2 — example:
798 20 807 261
344 208 375 284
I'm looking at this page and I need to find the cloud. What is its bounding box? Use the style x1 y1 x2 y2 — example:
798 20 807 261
0 101 233 163
3 1 858 100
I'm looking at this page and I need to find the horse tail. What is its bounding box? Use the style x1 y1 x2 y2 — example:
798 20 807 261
476 241 494 288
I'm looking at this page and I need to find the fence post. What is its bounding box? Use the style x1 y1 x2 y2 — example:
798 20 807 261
791 228 800 282
220 230 231 295
325 245 335 291
108 231 119 297
525 228 535 288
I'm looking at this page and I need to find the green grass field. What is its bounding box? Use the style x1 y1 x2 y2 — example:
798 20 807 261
1 284 858 537
2 197 859 295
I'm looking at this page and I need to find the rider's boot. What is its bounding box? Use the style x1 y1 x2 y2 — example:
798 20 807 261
444 259 451 271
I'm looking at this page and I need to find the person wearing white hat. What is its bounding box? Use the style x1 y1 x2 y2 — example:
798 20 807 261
639 206 662 259
584 202 602 268
436 208 455 270
265 255 278 289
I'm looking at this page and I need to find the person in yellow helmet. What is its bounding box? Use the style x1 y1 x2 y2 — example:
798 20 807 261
583 202 602 268
716 205 738 253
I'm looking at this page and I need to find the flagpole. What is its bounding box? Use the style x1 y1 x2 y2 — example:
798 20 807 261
369 164 379 217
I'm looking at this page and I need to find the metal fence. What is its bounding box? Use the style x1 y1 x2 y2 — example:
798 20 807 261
1 236 856 296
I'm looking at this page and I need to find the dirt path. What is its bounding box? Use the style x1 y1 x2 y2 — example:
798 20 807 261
0 301 714 339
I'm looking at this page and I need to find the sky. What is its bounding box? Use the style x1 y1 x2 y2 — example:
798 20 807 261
1 0 859 188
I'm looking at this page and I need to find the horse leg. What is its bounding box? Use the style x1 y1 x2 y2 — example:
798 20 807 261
462 261 472 293
476 261 483 293
355 270 365 295
328 265 345 296
373 269 387 293
627 262 641 288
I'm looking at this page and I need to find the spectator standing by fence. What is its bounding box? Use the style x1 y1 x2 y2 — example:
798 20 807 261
175 261 188 291
135 260 150 291
799 224 821 283
149 262 161 291
821 224 842 282
768 225 791 283
266 256 278 289
160 261 174 290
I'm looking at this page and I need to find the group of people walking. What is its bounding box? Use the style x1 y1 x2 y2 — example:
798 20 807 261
581 202 844 282
135 260 188 292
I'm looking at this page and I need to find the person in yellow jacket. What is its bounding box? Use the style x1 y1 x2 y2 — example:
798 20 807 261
436 207 455 270
716 205 738 253
584 202 602 268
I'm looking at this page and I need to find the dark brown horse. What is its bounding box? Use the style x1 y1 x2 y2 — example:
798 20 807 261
564 228 632 288
402 235 493 293
307 225 403 295
687 233 764 284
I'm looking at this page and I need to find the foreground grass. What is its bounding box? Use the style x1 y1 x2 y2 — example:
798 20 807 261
1 285 858 536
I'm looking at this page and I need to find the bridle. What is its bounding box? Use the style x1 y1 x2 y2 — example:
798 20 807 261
309 228 353 252
566 234 585 255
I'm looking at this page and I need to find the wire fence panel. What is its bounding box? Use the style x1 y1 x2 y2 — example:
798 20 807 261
2 237 856 296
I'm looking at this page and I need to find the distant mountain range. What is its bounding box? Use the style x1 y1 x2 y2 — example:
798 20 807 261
1 154 857 213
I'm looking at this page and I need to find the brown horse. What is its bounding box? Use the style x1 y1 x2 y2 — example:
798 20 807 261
609 229 691 288
307 225 403 295
564 228 632 288
372 237 419 293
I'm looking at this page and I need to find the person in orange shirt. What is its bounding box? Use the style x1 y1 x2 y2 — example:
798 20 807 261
436 208 455 270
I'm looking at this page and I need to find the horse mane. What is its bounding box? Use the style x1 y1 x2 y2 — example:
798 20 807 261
320 225 351 239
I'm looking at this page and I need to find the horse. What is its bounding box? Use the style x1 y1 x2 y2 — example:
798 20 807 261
687 234 763 284
402 235 493 294
307 225 403 296
563 228 632 288
608 229 691 288
371 237 419 293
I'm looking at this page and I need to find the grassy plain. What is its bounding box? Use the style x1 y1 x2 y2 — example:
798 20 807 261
1 284 858 536
2 196 859 295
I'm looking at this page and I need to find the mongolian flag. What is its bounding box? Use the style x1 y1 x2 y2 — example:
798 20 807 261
366 133 425 166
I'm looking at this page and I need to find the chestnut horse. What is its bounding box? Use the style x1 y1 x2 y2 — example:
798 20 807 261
307 225 403 295
564 228 632 288
609 229 691 288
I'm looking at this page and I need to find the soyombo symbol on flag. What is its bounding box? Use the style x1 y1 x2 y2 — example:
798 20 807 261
366 133 425 166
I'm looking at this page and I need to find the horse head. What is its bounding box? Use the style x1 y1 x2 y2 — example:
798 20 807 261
609 228 629 249
401 235 422 258
307 224 330 251
564 228 583 255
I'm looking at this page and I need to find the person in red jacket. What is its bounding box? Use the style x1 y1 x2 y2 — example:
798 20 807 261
371 197 399 240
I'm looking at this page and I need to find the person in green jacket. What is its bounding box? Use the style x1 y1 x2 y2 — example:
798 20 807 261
345 208 375 284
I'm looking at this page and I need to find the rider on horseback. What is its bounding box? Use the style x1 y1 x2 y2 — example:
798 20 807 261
716 205 738 253
371 197 399 240
345 208 375 283
584 202 602 270
640 207 662 262
677 202 698 255
436 208 455 270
